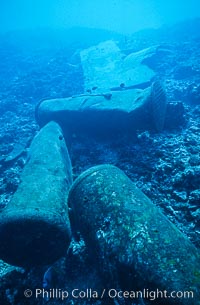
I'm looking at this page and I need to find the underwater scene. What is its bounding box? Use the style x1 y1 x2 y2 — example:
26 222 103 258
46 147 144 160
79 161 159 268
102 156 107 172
0 1 200 304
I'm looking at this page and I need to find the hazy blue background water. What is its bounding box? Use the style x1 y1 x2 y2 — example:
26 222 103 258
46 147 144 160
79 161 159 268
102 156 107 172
1 0 200 34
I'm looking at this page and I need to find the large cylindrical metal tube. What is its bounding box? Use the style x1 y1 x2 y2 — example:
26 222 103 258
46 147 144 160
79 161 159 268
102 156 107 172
68 165 200 305
0 121 72 267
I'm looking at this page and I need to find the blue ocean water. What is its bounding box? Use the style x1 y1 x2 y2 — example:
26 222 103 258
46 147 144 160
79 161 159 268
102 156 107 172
0 1 200 304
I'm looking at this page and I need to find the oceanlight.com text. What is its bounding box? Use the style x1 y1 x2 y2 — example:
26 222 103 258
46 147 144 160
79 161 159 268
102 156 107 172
24 288 194 301
107 288 194 301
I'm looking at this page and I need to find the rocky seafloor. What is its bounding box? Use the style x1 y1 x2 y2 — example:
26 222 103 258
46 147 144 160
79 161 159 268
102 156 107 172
0 20 200 305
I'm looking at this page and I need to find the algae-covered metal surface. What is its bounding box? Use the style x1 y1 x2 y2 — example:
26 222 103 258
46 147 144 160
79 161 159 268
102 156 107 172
80 40 156 91
36 87 153 136
68 165 200 305
0 121 72 267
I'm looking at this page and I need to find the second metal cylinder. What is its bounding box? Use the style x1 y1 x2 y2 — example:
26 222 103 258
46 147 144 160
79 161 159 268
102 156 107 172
68 165 200 305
